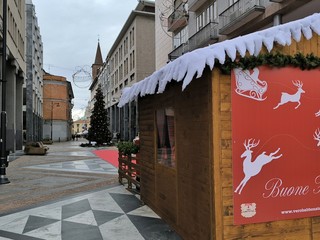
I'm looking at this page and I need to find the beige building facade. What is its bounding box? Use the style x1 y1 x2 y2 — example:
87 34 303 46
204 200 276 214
95 0 155 141
155 0 173 70
0 0 26 152
72 119 90 136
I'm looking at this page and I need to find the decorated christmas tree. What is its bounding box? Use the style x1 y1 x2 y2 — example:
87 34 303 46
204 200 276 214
87 84 112 145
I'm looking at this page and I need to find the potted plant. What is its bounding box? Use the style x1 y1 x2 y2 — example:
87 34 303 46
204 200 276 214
117 141 139 156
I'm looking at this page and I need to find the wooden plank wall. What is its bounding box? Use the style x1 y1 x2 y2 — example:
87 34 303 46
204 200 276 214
139 69 214 240
213 34 320 239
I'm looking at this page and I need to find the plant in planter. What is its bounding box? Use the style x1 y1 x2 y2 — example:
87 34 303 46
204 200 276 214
42 138 53 145
117 141 139 156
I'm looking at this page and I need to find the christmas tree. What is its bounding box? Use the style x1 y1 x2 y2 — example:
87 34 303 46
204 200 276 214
87 84 112 145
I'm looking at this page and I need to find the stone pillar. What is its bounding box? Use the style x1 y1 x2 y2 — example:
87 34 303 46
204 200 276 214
112 105 116 133
15 74 24 150
26 74 34 142
129 100 138 140
6 64 16 152
124 104 129 141
115 106 120 134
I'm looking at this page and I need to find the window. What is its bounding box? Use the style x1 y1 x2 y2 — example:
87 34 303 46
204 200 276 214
132 27 135 47
130 53 133 71
124 37 128 55
115 70 119 85
119 64 123 80
130 73 135 82
124 58 128 75
229 0 239 6
196 2 217 32
23 88 26 105
129 27 135 48
129 51 135 70
119 45 123 61
156 108 175 167
115 52 118 67
132 50 135 70
173 26 188 49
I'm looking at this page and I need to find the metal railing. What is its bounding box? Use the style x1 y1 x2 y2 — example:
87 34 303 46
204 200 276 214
168 11 189 32
168 21 219 60
167 4 189 32
168 43 189 60
189 21 219 52
219 0 268 31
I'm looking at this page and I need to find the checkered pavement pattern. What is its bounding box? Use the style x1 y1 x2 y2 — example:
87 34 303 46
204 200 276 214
0 186 181 240
24 159 118 175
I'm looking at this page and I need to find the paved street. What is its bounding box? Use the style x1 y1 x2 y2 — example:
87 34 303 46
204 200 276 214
0 140 118 215
0 140 181 239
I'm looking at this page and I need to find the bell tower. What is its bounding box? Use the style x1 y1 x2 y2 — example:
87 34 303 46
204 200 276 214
92 40 103 80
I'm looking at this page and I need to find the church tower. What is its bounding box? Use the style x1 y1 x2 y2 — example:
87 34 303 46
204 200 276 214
92 41 103 80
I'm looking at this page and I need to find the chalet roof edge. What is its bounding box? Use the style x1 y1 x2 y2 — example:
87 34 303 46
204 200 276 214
118 13 320 107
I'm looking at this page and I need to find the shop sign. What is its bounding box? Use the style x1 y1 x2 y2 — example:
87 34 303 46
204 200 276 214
232 66 320 224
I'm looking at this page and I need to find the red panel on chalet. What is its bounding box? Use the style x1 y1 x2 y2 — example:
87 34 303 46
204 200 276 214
232 66 320 224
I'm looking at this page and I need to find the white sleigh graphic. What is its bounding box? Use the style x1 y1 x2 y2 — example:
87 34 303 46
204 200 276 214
235 139 282 195
234 68 268 101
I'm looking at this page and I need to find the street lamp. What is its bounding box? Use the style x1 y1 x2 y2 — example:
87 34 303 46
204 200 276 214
0 0 9 184
50 102 60 141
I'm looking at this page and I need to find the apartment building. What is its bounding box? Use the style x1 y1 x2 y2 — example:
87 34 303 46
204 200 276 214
42 72 74 141
0 0 26 152
25 0 44 143
96 0 155 141
157 0 320 64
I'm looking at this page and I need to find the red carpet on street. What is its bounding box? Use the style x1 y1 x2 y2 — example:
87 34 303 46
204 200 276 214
93 149 119 168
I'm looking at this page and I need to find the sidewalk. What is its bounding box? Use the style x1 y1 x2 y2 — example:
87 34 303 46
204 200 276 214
0 140 181 240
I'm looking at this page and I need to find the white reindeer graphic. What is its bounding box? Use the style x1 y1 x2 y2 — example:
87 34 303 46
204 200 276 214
314 128 320 146
273 80 305 109
235 139 282 195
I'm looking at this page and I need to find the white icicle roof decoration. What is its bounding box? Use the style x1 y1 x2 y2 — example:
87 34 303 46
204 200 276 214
118 13 320 107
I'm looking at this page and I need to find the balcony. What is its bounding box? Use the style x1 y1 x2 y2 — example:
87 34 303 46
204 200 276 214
188 0 207 12
188 21 219 52
219 0 268 35
269 0 310 3
168 21 219 60
167 8 189 32
168 43 189 61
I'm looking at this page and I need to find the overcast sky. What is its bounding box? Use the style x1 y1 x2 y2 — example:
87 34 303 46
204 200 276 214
32 0 146 119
